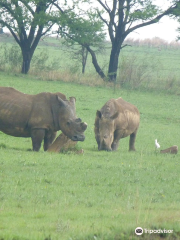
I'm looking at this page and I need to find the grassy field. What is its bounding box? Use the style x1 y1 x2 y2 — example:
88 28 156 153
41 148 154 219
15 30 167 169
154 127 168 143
0 71 180 240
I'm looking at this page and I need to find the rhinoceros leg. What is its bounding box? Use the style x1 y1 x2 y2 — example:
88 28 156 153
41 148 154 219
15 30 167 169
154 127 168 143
31 129 46 151
43 131 57 151
111 130 122 151
129 129 138 151
94 118 100 150
111 139 120 151
95 134 100 150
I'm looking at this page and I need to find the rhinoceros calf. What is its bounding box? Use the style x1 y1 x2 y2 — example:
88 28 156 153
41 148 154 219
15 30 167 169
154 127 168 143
94 97 140 151
0 87 87 151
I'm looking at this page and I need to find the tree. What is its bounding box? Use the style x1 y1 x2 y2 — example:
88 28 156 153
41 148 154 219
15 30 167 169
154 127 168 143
170 1 180 40
0 0 58 74
73 0 179 82
97 0 180 81
62 44 89 74
55 1 107 79
0 23 3 34
81 46 88 74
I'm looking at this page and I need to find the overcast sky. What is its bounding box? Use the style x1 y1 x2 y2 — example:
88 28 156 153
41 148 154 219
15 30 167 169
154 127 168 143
127 0 180 42
98 0 180 42
129 16 179 42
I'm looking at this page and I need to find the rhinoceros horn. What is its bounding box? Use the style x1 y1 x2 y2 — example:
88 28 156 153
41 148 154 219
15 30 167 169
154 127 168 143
81 122 88 131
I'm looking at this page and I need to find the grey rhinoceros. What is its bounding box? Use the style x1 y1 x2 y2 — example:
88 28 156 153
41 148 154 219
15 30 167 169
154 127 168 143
94 97 140 151
0 87 87 151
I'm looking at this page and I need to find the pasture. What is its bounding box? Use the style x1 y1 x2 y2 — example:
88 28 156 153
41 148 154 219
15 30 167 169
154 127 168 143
0 72 180 240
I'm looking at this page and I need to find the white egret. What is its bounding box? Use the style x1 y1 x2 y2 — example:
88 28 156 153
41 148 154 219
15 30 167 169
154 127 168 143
155 139 160 149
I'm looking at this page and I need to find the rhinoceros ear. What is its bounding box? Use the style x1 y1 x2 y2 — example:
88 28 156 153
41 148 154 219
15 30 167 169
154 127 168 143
110 111 119 120
69 97 76 105
57 96 67 107
96 110 102 119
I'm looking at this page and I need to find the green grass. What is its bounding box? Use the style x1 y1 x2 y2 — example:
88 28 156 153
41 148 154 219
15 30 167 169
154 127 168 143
0 72 180 239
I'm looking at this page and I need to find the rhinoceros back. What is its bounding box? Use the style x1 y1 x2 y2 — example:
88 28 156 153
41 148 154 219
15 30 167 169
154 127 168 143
115 97 140 136
0 87 33 137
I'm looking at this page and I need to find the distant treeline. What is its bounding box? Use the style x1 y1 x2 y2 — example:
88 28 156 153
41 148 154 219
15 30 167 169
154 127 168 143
124 37 180 50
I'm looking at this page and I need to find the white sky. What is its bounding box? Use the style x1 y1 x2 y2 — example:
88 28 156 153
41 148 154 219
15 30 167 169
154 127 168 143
126 0 180 42
99 0 180 42
129 16 179 42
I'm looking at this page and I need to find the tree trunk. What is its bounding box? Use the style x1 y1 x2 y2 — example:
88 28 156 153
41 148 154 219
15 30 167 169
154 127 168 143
21 50 33 74
108 41 121 82
86 45 106 79
82 46 88 74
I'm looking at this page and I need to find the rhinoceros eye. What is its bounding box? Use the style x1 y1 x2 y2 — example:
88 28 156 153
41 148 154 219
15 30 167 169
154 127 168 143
67 121 71 126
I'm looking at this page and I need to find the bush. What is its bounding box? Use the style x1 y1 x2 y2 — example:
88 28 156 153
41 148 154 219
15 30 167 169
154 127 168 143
117 54 161 89
0 44 60 74
0 44 22 72
31 49 61 72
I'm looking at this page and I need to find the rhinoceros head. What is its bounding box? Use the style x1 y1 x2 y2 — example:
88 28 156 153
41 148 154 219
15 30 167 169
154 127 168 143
55 96 87 141
96 110 118 151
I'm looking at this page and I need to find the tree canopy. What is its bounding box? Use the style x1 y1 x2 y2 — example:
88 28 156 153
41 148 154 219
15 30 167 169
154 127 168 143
58 0 180 81
0 0 59 73
91 0 180 81
55 1 106 78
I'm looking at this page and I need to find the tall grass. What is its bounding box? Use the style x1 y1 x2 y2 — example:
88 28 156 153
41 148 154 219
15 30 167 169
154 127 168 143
117 53 161 89
0 44 22 72
117 53 180 93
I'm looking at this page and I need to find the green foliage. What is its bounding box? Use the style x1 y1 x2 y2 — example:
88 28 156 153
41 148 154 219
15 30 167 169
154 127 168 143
0 0 61 73
31 49 61 72
117 53 162 89
0 72 180 239
80 0 180 81
0 43 60 73
130 1 159 21
0 0 58 33
0 44 22 71
59 8 105 47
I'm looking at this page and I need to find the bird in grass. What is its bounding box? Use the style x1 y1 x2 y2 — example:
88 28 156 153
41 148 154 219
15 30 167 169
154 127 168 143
155 139 160 149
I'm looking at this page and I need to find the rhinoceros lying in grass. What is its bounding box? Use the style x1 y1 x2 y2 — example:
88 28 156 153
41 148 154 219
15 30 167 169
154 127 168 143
94 97 140 151
0 87 87 151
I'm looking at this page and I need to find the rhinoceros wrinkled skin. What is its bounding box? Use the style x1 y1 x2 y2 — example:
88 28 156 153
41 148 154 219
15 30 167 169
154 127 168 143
0 87 87 151
94 97 140 151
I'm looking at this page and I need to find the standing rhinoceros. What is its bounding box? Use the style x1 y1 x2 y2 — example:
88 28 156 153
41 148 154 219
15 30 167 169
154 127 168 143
94 97 140 151
0 87 87 151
